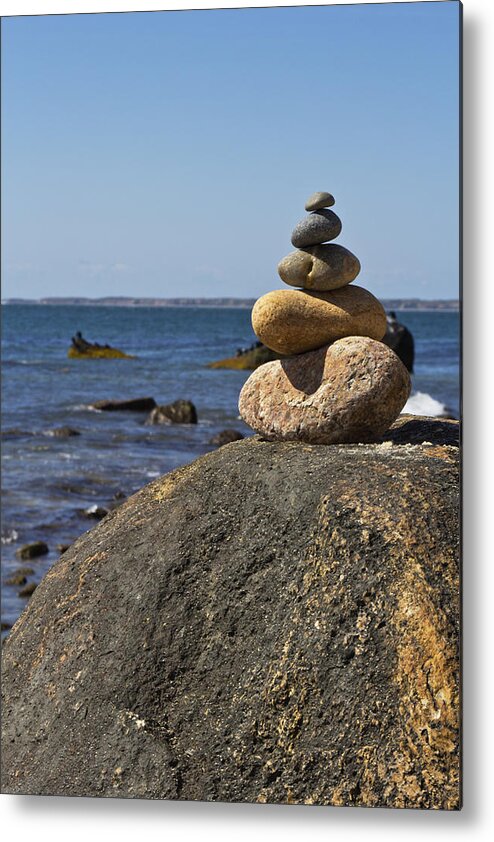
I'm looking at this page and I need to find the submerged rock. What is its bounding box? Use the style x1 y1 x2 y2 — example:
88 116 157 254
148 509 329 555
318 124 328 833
146 400 198 425
43 427 81 438
1 427 459 808
209 429 245 446
83 505 109 520
15 541 49 560
208 345 283 370
91 398 157 412
18 582 37 598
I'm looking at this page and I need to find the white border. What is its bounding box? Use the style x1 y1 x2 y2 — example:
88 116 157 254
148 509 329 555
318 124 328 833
2 1 493 840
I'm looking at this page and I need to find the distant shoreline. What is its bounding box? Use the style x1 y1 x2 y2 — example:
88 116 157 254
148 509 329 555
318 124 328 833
2 297 460 312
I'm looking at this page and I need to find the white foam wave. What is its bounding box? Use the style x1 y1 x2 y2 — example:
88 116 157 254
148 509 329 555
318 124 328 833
1 529 19 545
403 391 448 418
72 404 103 413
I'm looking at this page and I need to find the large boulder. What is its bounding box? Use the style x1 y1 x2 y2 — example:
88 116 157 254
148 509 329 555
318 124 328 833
1 418 460 809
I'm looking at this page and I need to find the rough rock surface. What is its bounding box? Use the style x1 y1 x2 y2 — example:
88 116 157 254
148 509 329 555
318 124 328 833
252 287 387 355
239 337 410 443
1 425 460 808
304 191 335 211
278 244 360 291
146 400 198 425
291 209 342 248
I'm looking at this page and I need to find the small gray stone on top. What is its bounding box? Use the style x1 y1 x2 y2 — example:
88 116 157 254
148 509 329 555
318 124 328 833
305 191 335 211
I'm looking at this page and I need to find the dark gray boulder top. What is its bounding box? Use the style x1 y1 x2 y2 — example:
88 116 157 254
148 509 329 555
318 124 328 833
1 416 460 808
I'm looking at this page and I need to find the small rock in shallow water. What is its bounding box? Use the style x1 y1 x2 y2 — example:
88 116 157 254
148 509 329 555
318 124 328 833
239 336 411 444
15 541 49 560
291 209 342 248
57 544 72 554
278 244 360 291
146 400 198 425
4 573 27 586
43 426 81 438
83 505 109 520
251 286 387 355
305 191 335 211
209 429 245 446
91 397 157 412
19 582 37 598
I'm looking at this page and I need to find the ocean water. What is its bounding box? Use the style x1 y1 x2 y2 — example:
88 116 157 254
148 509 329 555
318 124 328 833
1 304 460 633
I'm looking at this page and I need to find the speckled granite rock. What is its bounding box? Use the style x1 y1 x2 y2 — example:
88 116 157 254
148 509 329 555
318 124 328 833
1 428 460 807
239 337 410 443
304 191 335 211
251 286 387 355
277 244 361 291
291 209 342 248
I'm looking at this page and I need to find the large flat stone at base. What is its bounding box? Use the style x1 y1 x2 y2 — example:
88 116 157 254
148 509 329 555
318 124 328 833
1 432 460 808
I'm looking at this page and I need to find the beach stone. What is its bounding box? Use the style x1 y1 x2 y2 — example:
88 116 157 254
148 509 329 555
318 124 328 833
209 429 245 446
43 427 81 438
15 541 49 560
146 400 198 425
4 573 27 587
291 209 342 248
91 397 156 412
239 337 411 444
251 286 387 355
18 583 37 598
305 191 335 211
278 244 360 291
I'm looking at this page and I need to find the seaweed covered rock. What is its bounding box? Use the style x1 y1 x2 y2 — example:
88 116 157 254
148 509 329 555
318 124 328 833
1 420 460 808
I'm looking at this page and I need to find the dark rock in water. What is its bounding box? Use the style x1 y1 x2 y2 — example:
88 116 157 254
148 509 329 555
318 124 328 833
57 544 72 555
43 427 81 438
382 313 415 373
18 582 37 598
11 567 35 577
0 429 33 439
1 622 12 632
146 400 198 425
91 398 157 412
68 333 134 360
15 541 49 560
83 505 109 520
209 429 245 446
1 422 459 808
4 573 27 587
208 345 283 371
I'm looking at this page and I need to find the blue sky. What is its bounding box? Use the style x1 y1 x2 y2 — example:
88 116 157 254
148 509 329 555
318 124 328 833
2 2 460 300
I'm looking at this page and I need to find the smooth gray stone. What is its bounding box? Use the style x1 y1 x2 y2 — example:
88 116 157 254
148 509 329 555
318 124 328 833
305 191 335 211
291 209 342 248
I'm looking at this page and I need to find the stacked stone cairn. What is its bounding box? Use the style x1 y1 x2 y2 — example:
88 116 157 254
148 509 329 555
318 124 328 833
239 191 411 444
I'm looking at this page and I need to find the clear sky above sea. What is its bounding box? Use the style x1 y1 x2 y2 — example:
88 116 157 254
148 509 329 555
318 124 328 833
1 1 460 300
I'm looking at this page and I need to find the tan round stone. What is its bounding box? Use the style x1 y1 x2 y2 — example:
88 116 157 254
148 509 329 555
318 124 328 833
238 336 411 444
251 286 387 355
277 244 361 291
